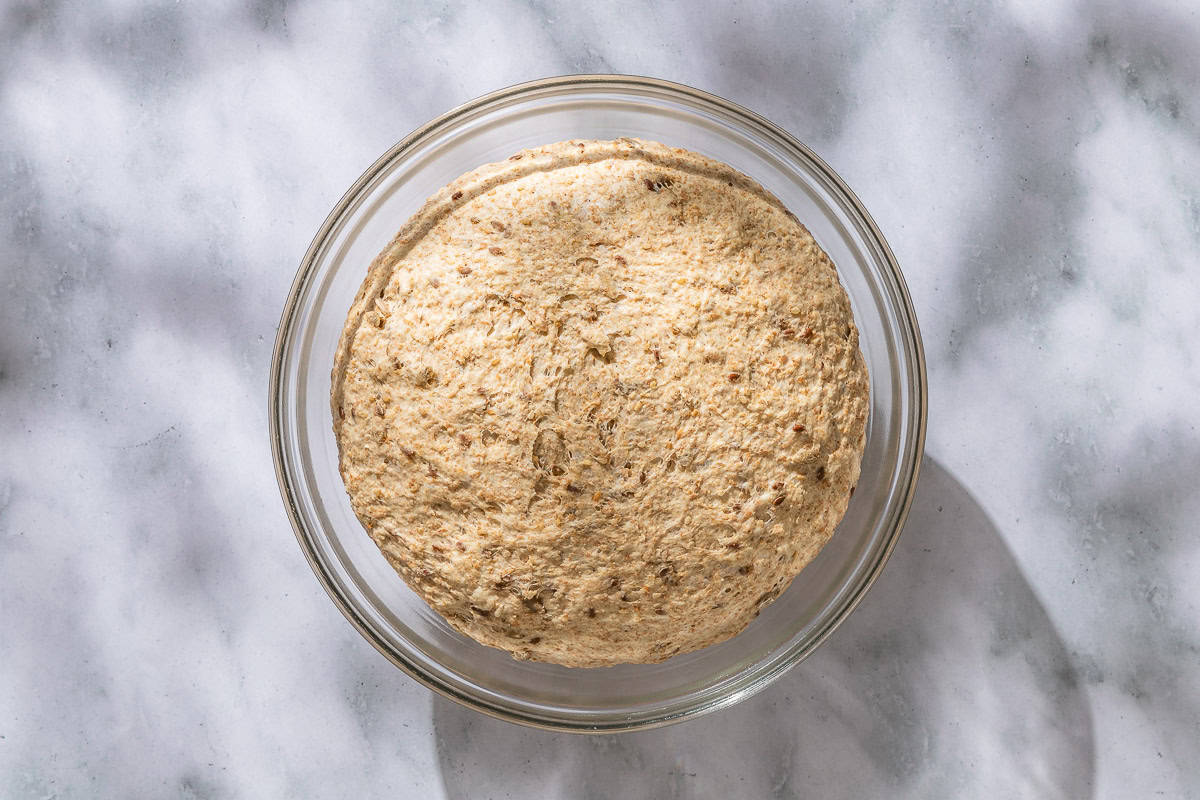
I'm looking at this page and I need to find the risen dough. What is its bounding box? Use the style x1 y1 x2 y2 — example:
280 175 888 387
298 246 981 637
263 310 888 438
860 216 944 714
332 138 868 667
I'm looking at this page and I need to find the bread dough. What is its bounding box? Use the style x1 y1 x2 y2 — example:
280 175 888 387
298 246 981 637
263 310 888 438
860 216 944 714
332 138 868 667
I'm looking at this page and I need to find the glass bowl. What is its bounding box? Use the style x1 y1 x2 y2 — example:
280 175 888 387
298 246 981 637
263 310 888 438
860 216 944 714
270 75 926 732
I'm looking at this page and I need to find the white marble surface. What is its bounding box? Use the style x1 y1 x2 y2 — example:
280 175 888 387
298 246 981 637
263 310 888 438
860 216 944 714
2 0 1198 796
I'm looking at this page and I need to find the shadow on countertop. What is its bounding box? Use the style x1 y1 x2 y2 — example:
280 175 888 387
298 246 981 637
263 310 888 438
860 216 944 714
432 458 1095 799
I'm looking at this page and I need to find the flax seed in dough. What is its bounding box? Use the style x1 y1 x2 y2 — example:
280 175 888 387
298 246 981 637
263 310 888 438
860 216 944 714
332 138 868 667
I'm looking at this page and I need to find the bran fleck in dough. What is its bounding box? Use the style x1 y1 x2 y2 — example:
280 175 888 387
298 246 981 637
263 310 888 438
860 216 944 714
332 138 868 667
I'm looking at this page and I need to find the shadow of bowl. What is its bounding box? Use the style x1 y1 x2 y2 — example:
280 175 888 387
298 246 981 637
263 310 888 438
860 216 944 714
433 457 1095 798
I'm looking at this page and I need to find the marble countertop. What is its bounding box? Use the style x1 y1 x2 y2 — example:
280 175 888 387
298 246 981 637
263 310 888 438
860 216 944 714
3 1 1198 797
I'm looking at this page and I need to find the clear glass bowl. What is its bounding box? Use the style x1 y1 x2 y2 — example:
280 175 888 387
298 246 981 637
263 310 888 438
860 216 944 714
270 75 926 732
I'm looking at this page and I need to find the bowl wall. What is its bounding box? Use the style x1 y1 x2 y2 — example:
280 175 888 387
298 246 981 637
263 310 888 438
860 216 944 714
270 75 926 731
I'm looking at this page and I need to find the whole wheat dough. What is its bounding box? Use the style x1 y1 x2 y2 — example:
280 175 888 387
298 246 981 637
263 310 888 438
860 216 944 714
332 138 868 667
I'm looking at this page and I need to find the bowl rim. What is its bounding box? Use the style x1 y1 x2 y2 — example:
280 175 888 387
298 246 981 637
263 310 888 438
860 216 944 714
269 73 928 733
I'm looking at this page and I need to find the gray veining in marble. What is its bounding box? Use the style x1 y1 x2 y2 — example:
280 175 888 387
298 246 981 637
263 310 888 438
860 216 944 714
2 1 1198 797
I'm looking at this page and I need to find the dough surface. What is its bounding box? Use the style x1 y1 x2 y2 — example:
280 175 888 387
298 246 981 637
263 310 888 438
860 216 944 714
332 138 868 667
